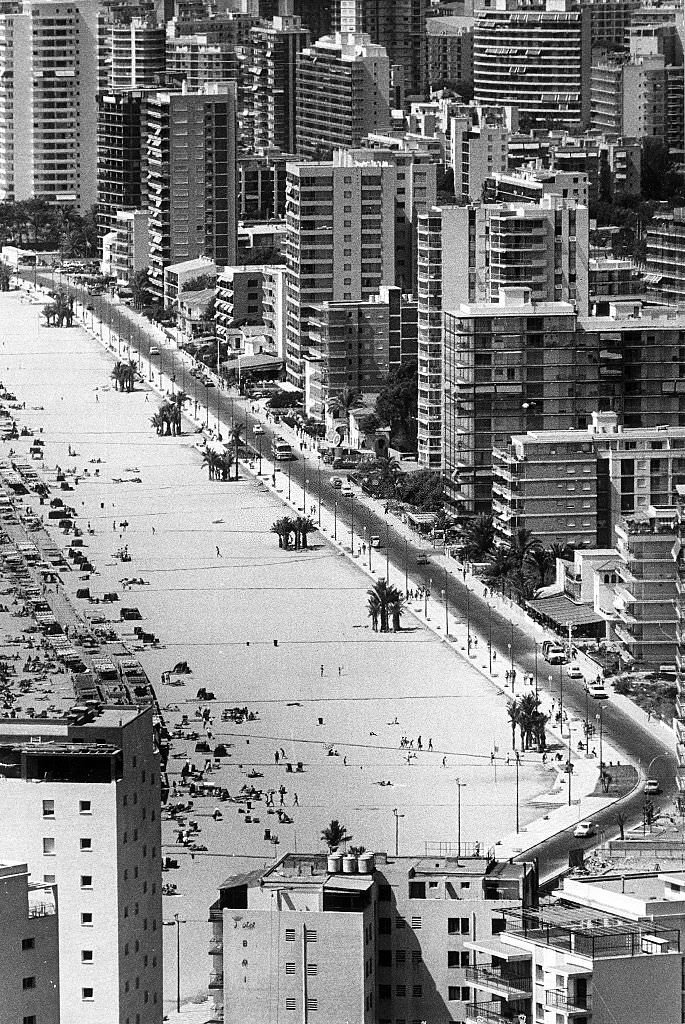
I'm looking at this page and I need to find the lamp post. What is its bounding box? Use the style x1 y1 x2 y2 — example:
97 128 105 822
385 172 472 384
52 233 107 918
304 475 308 515
424 577 432 619
393 807 404 857
466 583 471 652
164 915 186 1014
334 495 337 541
596 709 603 768
515 752 520 833
534 643 539 701
350 494 355 556
443 566 449 635
455 778 466 858
404 537 408 595
559 661 564 738
258 434 262 476
386 523 390 582
317 463 321 527
488 604 493 674
567 730 573 806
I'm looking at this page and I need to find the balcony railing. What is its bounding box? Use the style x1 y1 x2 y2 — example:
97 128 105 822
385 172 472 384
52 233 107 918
546 989 590 1013
208 942 223 956
209 972 224 989
466 965 532 998
466 1001 530 1024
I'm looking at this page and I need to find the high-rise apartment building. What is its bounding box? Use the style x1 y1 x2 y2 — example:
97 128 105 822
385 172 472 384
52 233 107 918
443 292 685 512
591 52 667 140
100 15 166 91
645 208 685 304
97 89 148 239
473 0 591 131
416 197 588 472
337 0 429 97
426 14 474 95
210 849 535 1024
450 106 511 202
249 11 309 154
296 32 390 161
0 862 59 1024
0 0 98 210
0 705 163 1024
165 33 239 92
146 82 238 300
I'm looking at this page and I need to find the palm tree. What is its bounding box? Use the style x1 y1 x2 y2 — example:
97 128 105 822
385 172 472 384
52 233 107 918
111 362 125 391
218 450 233 481
509 528 541 569
483 547 514 592
462 514 495 560
294 516 316 550
366 579 405 633
507 700 520 751
150 412 164 436
271 519 287 548
131 267 151 311
367 592 381 631
229 424 244 481
321 819 351 852
388 590 405 632
201 447 221 480
524 547 555 592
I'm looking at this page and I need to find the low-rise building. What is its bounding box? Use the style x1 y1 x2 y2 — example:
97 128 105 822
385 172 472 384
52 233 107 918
215 264 287 358
164 257 217 311
106 210 149 288
211 849 536 1024
0 862 59 1024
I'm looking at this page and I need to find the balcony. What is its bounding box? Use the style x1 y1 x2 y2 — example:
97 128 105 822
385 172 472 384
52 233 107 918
466 1001 530 1024
208 972 224 989
208 941 223 956
466 965 532 999
545 989 590 1014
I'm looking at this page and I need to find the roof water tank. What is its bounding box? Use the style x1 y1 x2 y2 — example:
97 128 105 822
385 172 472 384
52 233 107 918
327 854 342 874
357 853 375 874
342 854 358 874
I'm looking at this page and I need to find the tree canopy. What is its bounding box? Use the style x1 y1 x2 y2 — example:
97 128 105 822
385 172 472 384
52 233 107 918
375 361 418 448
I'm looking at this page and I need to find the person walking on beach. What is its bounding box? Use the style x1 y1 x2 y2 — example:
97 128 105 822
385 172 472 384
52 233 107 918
320 664 324 677
293 793 299 806
216 546 222 557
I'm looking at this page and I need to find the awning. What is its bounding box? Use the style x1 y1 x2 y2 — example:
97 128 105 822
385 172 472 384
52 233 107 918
324 874 375 892
526 595 604 628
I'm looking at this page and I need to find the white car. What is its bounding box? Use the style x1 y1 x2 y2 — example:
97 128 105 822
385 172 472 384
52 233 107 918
341 482 353 495
644 779 661 795
567 664 584 679
253 425 265 435
149 346 160 355
573 821 596 839
329 476 343 489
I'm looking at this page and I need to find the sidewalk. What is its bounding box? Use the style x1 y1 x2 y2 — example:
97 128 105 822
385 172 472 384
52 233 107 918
63 289 646 859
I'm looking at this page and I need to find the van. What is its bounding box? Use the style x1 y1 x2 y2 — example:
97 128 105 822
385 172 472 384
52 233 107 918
543 641 567 664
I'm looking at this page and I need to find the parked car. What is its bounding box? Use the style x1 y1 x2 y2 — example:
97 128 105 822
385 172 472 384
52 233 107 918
573 821 596 838
149 346 160 355
329 476 343 489
567 664 584 679
253 425 265 435
416 554 430 565
587 682 609 700
644 779 661 794
341 482 353 495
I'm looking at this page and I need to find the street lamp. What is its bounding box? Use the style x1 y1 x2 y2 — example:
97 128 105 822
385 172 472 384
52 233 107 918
386 523 390 582
404 537 408 595
455 778 466 858
488 604 493 674
334 494 337 541
466 583 471 652
304 475 308 514
317 463 321 527
393 807 404 857
515 751 520 833
350 493 355 556
424 577 432 619
163 915 186 1014
534 642 539 701
596 709 603 768
559 661 564 737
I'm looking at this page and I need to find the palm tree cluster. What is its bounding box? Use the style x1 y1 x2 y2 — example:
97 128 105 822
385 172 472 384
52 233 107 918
150 391 188 437
270 516 316 550
201 446 234 481
321 819 351 852
507 693 548 752
42 291 74 327
366 578 405 633
483 528 566 601
0 199 97 255
110 360 136 392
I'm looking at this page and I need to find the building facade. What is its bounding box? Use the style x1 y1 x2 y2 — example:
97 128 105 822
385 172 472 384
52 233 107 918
645 208 685 304
100 15 166 91
249 11 309 154
0 705 163 1024
0 0 99 210
146 83 237 301
0 862 59 1024
211 849 536 1024
295 32 390 161
473 0 591 131
97 89 148 239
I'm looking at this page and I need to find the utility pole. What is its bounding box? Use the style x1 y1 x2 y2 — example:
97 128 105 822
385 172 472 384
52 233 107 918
455 778 466 858
515 752 520 833
392 807 404 856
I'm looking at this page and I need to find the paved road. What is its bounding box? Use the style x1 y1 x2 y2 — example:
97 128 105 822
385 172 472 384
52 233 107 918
35 275 680 881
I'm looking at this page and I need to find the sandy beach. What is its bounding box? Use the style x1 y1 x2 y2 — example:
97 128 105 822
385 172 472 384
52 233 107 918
0 291 560 1012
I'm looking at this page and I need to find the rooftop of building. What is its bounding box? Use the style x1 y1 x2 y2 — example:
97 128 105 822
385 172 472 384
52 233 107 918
450 287 576 318
0 702 145 737
165 257 216 277
505 413 685 448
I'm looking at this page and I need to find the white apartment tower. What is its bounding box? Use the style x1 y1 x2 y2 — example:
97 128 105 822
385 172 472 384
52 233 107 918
0 705 163 1024
0 0 98 211
146 82 238 301
285 150 418 388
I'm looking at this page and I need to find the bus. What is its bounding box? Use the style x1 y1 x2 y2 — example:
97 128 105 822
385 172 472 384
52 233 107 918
272 438 294 461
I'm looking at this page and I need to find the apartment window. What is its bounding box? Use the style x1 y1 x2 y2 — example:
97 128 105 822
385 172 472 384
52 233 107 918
285 998 296 1011
411 916 422 929
536 965 544 982
81 950 93 963
285 929 295 942
23 1017 36 1024
396 950 406 964
396 984 406 997
306 999 318 1011
80 875 93 889
22 938 35 951
82 988 94 1001
42 838 55 856
79 800 91 814
285 963 295 975
448 986 460 1001
378 885 392 902
379 917 391 935
492 919 505 935
42 799 54 817
306 964 317 976
379 950 392 967
448 951 459 968
379 985 391 1000
412 951 422 965
461 986 470 1001
412 985 423 998
304 929 317 942
22 977 36 990
409 882 425 899
43 875 55 884
80 838 92 852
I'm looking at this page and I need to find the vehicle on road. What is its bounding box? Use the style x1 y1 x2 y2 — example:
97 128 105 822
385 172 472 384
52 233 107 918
329 476 343 489
573 821 596 838
341 483 353 495
587 682 609 700
253 425 265 435
644 779 661 794
149 346 160 355
370 534 382 548
272 438 293 461
567 664 584 679
416 554 430 565
543 641 567 664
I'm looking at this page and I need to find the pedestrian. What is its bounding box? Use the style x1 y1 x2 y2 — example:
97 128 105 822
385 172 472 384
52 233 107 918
216 546 222 557
152 526 156 535
417 736 422 750
145 394 149 402
442 756 447 767
338 666 342 676
279 785 285 806
293 792 299 806
275 751 280 764
343 755 347 766
428 738 433 751
320 664 324 677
